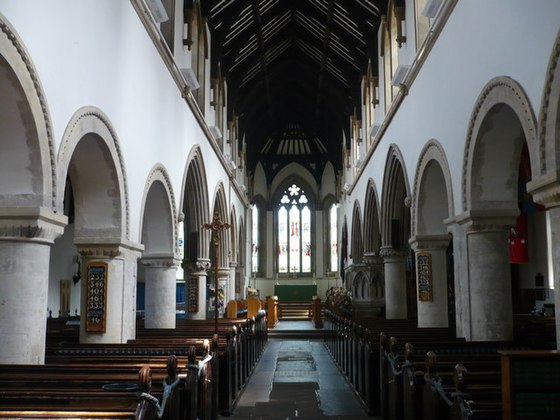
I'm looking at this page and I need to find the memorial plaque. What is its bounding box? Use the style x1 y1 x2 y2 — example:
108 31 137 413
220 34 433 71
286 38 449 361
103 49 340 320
85 261 108 332
187 277 199 313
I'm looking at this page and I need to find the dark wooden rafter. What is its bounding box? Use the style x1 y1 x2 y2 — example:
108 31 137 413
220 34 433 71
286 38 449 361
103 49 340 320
251 0 273 115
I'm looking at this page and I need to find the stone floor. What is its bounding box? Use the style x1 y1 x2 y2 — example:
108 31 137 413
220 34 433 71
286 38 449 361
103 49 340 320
225 320 374 419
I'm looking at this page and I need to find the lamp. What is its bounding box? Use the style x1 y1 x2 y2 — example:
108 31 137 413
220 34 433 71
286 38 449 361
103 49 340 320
180 68 200 91
145 0 169 23
422 0 444 18
391 64 410 86
209 126 223 141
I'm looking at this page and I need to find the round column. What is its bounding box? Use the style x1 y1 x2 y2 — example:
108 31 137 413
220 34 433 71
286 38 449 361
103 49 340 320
380 247 407 319
141 255 180 329
229 261 238 302
185 259 210 320
0 208 66 364
457 211 516 341
77 242 142 344
410 235 451 328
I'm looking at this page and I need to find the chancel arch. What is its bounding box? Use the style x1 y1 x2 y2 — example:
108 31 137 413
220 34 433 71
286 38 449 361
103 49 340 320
410 140 454 328
138 164 180 329
380 144 412 319
458 76 539 341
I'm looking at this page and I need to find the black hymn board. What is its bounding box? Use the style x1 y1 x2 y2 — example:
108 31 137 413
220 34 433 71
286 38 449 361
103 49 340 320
85 261 108 333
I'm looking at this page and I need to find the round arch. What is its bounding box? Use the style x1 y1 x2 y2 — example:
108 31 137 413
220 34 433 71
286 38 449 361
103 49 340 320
139 164 178 258
0 14 57 210
58 106 129 241
412 140 454 236
462 76 538 212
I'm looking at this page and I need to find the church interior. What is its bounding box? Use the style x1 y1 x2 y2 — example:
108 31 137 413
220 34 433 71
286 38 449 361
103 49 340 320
1 0 560 418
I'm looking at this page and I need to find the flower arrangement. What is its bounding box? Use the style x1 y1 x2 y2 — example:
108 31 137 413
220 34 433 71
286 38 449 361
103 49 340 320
326 286 352 317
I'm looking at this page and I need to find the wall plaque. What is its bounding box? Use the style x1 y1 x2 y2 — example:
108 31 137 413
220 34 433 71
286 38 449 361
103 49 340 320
187 277 199 313
417 252 433 301
85 261 108 332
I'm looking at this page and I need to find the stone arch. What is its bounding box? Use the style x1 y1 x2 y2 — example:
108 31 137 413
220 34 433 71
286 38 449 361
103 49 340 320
363 178 382 255
462 76 538 212
229 205 238 264
537 29 560 176
139 164 178 258
412 140 454 236
58 107 129 241
380 144 412 249
180 145 210 262
238 216 246 268
351 200 363 263
0 13 57 210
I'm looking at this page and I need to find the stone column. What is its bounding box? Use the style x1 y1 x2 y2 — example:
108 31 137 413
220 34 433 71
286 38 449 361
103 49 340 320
0 207 66 364
380 246 407 319
141 254 180 329
456 210 517 341
184 258 210 320
527 177 560 349
77 241 142 344
410 235 451 328
228 261 238 302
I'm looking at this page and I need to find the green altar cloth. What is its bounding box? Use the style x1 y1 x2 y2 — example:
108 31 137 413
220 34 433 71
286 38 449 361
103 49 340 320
274 284 317 301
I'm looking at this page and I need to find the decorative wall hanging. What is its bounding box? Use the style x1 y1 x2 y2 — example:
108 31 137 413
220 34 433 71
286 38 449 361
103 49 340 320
416 252 433 301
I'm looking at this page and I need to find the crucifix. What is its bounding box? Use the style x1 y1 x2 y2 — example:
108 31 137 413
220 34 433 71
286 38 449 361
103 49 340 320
202 211 230 335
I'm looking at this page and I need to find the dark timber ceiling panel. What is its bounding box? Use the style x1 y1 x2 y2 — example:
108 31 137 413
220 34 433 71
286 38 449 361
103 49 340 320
206 0 383 182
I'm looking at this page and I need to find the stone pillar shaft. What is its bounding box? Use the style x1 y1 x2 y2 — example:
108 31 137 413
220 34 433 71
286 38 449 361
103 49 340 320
185 259 210 320
142 255 179 329
380 247 407 319
410 235 451 328
0 207 66 364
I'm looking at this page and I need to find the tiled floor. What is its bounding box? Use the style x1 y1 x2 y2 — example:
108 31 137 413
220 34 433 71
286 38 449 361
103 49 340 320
226 321 374 419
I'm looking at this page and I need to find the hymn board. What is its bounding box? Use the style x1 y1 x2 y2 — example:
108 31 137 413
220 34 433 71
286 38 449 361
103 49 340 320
85 261 108 332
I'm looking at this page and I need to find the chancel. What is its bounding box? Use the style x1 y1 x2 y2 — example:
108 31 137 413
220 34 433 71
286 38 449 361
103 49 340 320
0 0 559 419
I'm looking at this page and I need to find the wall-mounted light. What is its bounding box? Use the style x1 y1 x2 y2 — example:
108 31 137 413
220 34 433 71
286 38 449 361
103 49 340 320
422 0 444 18
391 64 410 87
209 125 223 141
180 68 200 91
145 0 169 23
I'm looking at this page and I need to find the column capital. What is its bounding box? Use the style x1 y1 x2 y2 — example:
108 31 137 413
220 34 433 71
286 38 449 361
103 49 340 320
140 253 180 268
363 251 384 266
0 206 67 244
229 261 238 269
379 246 407 261
527 173 560 208
185 258 211 275
409 234 451 251
455 208 518 233
76 239 143 259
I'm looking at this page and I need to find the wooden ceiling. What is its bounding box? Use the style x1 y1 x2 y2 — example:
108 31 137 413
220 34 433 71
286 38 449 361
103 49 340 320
203 0 384 181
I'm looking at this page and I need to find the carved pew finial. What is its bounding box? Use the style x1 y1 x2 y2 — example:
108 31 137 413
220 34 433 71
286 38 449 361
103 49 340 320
453 364 468 393
166 354 178 383
425 350 438 378
138 365 152 392
188 345 197 366
404 342 414 363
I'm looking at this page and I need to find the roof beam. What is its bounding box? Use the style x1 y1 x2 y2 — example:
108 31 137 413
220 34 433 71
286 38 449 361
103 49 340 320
251 0 273 115
314 0 335 118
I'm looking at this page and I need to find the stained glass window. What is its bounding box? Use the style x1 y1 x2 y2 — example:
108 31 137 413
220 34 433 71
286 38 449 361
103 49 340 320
277 183 312 274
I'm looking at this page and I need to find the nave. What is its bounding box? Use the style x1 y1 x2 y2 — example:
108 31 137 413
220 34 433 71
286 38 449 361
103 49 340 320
229 321 370 420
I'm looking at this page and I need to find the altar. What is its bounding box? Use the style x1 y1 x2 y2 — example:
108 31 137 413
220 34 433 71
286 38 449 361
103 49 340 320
274 284 317 301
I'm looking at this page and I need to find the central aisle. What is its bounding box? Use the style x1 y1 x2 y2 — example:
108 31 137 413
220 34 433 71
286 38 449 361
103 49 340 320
227 332 372 419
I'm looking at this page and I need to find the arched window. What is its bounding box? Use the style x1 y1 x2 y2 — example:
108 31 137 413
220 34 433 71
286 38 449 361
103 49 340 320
251 204 259 273
277 183 312 274
329 203 338 273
